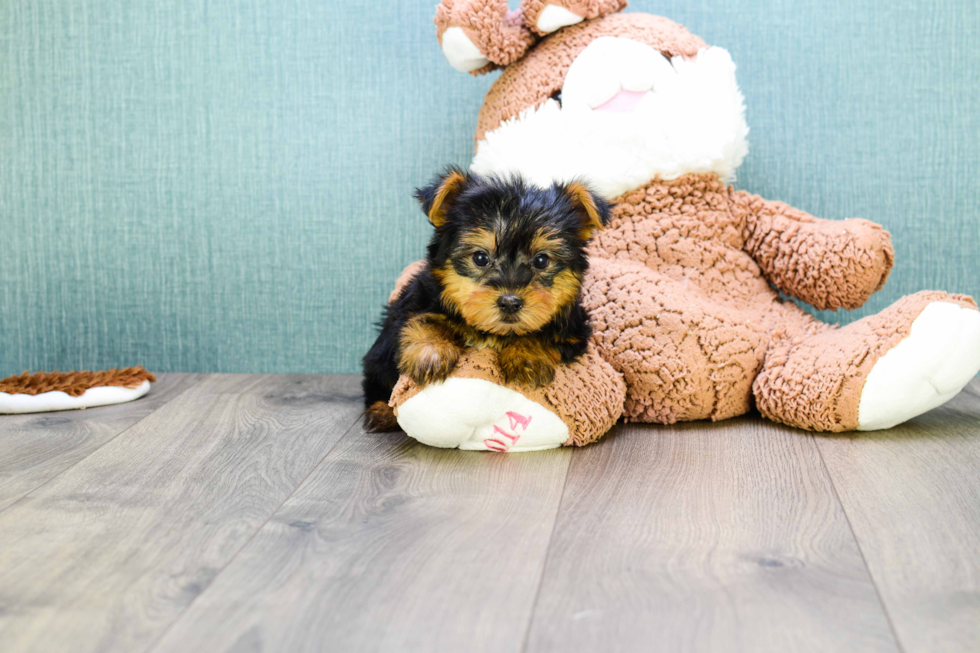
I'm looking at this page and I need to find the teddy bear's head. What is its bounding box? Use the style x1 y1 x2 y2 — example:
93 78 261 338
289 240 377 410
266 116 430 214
435 1 749 199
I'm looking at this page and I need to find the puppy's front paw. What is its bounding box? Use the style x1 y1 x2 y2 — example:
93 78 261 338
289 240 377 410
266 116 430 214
398 314 463 387
399 340 461 387
364 401 400 432
498 344 559 388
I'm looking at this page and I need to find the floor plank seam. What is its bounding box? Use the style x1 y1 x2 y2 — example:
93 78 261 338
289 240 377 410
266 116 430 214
518 447 575 653
0 375 210 517
812 435 906 653
141 409 366 653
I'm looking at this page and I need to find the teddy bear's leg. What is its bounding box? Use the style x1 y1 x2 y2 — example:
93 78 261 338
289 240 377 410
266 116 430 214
390 347 625 451
584 258 773 424
754 291 980 432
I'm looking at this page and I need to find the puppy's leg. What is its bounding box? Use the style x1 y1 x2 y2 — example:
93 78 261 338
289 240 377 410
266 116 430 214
363 336 405 431
363 305 408 429
498 336 561 387
398 314 463 387
365 400 400 432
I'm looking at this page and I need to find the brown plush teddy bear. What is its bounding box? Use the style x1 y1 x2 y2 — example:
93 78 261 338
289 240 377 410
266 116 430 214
386 1 980 451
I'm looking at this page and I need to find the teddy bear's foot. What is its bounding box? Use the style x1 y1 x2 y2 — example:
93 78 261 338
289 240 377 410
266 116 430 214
858 301 980 430
754 291 980 432
395 377 569 451
388 347 625 450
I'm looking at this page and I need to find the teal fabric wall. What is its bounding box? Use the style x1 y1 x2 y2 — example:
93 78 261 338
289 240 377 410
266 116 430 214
2 0 978 375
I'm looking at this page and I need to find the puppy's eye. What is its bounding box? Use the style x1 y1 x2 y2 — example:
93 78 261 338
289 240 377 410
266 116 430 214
533 253 550 270
472 251 490 268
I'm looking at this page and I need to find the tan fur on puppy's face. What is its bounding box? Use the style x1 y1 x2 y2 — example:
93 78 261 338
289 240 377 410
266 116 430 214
435 265 505 334
434 259 582 337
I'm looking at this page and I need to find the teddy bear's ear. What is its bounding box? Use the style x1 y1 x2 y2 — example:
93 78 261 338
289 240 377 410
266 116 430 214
434 0 539 75
564 181 612 241
415 167 469 228
520 0 629 36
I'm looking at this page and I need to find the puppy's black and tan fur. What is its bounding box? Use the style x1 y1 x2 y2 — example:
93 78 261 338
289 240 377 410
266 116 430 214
362 168 611 431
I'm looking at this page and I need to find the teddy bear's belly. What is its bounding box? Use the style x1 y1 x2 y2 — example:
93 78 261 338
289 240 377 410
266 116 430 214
583 175 820 423
584 257 779 423
590 174 779 306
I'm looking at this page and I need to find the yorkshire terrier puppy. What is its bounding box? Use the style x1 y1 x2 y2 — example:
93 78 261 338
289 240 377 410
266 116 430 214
361 168 611 432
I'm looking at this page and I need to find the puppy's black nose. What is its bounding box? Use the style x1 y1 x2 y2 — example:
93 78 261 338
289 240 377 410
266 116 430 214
497 294 523 315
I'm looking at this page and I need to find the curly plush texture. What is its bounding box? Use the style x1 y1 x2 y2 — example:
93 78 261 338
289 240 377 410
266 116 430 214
390 345 625 446
521 0 629 36
584 175 804 422
389 260 427 304
475 13 706 142
435 0 538 73
753 291 978 431
0 367 156 397
581 173 900 427
732 190 894 310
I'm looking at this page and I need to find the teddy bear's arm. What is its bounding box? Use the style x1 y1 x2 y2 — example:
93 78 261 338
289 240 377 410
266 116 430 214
730 189 894 311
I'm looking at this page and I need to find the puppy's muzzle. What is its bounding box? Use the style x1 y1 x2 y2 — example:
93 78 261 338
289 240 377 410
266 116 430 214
497 294 524 315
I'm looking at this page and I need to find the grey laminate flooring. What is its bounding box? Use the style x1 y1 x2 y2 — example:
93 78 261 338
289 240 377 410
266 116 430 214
1 374 978 653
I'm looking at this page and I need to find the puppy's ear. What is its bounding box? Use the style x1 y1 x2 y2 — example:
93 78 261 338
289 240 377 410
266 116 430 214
565 181 611 241
415 168 468 228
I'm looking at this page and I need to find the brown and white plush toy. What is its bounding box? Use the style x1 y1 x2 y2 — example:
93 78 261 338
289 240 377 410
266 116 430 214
387 1 980 451
0 368 156 414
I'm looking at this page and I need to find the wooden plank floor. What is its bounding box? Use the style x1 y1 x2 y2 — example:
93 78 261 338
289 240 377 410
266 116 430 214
0 374 978 653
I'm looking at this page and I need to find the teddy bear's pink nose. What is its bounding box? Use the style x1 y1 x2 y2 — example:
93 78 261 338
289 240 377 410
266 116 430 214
594 89 649 113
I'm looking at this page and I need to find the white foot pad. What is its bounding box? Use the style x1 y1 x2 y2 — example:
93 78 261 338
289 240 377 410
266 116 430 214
859 302 980 430
0 380 152 415
536 5 584 34
395 377 568 452
441 27 490 74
